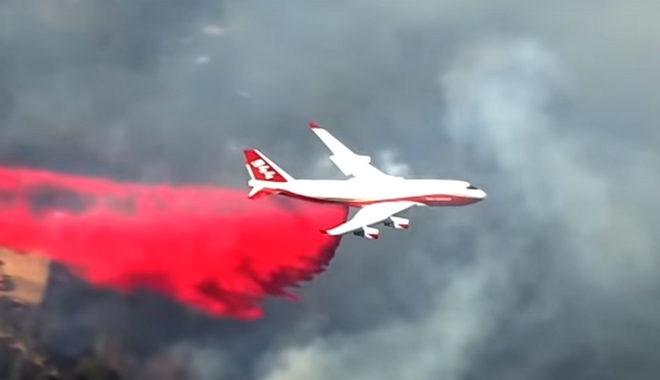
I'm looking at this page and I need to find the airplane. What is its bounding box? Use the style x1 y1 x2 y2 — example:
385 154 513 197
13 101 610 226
243 122 486 240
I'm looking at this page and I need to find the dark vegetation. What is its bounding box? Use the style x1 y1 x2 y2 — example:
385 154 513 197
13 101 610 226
0 261 188 380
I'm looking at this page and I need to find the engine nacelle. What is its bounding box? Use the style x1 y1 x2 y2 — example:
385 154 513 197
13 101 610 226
384 216 409 230
353 226 379 240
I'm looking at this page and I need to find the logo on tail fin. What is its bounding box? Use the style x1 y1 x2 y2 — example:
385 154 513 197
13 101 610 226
243 149 291 182
250 159 277 180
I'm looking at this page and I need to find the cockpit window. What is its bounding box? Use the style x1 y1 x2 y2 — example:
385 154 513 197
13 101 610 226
466 185 479 190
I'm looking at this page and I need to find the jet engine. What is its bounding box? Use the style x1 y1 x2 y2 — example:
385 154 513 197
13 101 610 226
384 216 409 230
353 226 379 240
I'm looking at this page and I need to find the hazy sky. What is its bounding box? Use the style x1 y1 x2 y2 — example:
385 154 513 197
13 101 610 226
1 1 659 379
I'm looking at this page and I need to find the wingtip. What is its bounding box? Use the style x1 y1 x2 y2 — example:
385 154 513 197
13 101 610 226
320 229 340 237
308 121 321 129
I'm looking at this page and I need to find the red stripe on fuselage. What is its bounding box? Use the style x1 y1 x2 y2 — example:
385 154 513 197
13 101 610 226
260 189 481 207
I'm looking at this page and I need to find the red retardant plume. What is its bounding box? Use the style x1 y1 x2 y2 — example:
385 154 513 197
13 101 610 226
0 166 348 320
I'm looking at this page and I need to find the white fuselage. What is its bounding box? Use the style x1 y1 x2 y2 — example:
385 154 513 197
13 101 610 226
250 177 486 207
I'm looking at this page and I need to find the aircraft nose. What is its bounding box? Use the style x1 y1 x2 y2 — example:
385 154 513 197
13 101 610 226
476 189 487 200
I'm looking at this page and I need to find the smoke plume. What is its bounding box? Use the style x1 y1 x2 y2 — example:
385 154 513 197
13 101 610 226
1 0 660 379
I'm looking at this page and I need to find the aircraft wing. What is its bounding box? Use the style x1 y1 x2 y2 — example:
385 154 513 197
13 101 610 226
323 201 417 236
309 122 389 179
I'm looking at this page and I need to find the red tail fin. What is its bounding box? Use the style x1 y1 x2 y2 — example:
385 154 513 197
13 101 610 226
243 149 293 183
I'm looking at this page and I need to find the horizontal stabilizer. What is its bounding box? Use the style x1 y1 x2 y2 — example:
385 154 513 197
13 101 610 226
247 185 277 199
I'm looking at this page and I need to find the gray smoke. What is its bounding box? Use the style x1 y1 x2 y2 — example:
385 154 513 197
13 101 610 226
1 0 659 379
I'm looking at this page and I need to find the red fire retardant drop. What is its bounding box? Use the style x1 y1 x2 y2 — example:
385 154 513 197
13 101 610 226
0 166 348 320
